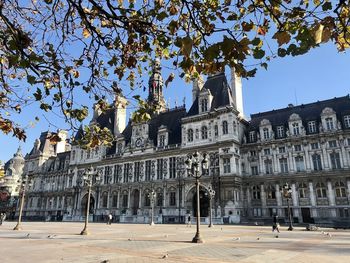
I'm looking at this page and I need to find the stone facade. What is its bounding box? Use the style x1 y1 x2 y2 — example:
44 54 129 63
6 66 350 226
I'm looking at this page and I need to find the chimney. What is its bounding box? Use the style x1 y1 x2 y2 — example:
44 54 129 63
113 95 128 136
56 129 68 154
192 75 204 103
230 67 244 118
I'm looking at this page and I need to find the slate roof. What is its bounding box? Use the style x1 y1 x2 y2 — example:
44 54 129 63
28 131 55 156
187 73 234 116
248 95 350 131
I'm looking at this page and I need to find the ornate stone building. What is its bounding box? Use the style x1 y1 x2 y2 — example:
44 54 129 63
10 63 350 226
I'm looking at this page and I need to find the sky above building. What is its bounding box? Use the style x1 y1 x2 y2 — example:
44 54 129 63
1 43 349 163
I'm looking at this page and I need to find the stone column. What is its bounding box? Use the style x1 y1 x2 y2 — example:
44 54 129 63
139 188 142 209
288 151 295 172
304 149 311 171
275 183 282 216
117 190 120 209
246 188 251 217
321 146 330 170
127 188 131 209
291 183 299 218
327 180 336 217
258 153 263 175
308 181 317 217
347 179 350 200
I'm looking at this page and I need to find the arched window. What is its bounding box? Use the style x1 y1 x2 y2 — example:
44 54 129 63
325 117 334 130
112 192 118 207
102 192 108 208
298 182 308 198
187 129 193 142
316 183 327 198
222 121 228 135
144 193 151 206
252 186 261 200
335 181 346 197
266 185 276 199
201 126 208 139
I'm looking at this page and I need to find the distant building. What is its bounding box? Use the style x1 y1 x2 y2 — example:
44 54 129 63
15 63 350 226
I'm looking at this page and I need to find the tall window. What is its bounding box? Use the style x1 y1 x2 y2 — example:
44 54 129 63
201 98 208 112
145 160 151 181
134 162 141 182
279 146 286 153
279 158 288 173
201 126 208 139
145 194 150 206
264 148 270 155
330 152 341 169
117 143 123 154
222 121 228 135
294 145 302 152
104 166 111 184
187 129 193 142
159 135 165 147
344 115 350 128
170 192 176 206
157 193 163 206
316 183 327 198
214 125 218 137
266 185 276 199
249 131 255 142
312 154 322 171
87 149 90 159
122 194 128 207
112 192 118 207
277 126 284 138
251 166 258 175
252 186 261 200
308 121 317 133
298 182 308 198
169 157 176 179
264 159 273 174
223 158 231 173
157 159 163 180
123 163 130 183
292 123 300 135
263 128 269 140
311 142 319 149
335 181 346 197
326 117 334 130
102 192 108 208
72 150 75 161
329 140 337 148
295 156 305 172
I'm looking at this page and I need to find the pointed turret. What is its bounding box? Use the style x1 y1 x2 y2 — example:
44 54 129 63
148 59 166 113
230 67 244 118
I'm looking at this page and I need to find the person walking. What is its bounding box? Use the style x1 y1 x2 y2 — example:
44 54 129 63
272 215 280 236
107 213 113 225
187 215 191 227
0 213 6 226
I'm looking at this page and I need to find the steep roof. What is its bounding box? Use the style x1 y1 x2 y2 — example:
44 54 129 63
187 73 234 116
248 95 350 130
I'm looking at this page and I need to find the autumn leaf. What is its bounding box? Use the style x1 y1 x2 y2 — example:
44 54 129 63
165 73 175 87
273 31 291 46
83 28 91 38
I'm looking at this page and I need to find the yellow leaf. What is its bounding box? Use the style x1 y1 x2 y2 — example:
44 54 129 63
313 24 324 44
83 28 91 38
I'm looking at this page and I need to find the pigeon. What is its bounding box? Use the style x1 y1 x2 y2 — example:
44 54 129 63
128 238 132 241
275 235 279 238
101 260 110 263
326 233 332 237
256 237 260 240
25 233 30 238
161 253 169 259
47 234 56 239
233 237 240 241
221 227 223 231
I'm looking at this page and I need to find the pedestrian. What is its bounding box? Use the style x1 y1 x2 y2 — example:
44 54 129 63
0 213 6 225
107 213 113 225
272 215 280 234
187 215 191 227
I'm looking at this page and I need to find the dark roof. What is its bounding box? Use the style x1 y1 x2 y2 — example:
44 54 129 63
74 125 84 141
28 131 55 156
96 108 114 130
122 106 187 146
248 95 350 130
187 73 233 116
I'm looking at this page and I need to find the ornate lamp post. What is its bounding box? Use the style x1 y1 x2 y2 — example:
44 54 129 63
283 183 293 231
80 166 101 235
185 151 209 243
13 175 32 231
148 190 156 226
208 186 216 228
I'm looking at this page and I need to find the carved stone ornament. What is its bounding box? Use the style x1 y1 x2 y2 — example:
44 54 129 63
260 119 271 126
289 113 301 121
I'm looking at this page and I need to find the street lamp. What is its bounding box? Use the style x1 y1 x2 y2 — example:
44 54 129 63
207 186 215 228
282 183 293 231
185 151 209 243
13 175 33 231
148 190 156 226
80 166 101 235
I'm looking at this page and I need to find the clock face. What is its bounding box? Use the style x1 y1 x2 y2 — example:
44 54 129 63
135 138 142 147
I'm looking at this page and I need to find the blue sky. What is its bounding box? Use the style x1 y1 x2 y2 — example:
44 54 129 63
1 43 349 163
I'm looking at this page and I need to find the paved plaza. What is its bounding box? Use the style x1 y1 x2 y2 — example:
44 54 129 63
0 222 349 263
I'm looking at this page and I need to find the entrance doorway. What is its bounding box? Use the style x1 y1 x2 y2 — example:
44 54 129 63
301 208 312 223
131 190 140 215
192 190 210 217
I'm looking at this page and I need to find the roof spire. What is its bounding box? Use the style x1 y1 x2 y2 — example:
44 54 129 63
148 58 166 113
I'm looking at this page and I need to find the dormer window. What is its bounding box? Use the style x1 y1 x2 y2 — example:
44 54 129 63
222 121 228 135
117 143 123 153
308 121 317 133
276 126 284 138
188 129 193 142
159 135 165 147
249 131 255 142
263 128 269 140
200 98 208 112
326 117 334 130
292 123 300 135
344 115 350 128
201 126 208 139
